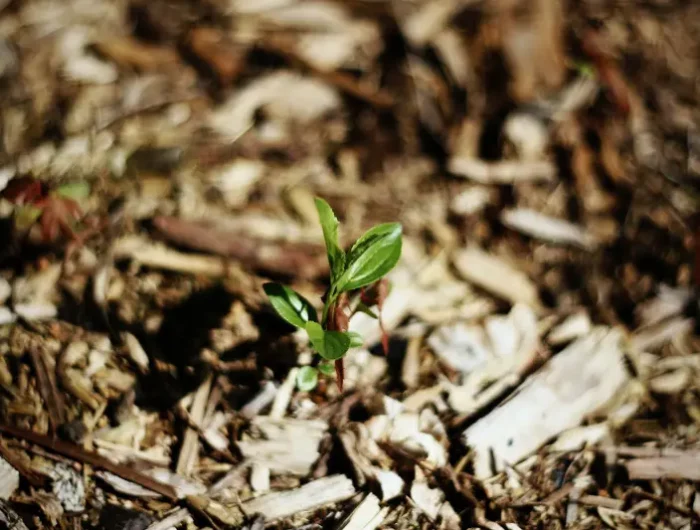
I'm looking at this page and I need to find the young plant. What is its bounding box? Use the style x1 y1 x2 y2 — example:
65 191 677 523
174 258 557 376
263 198 402 391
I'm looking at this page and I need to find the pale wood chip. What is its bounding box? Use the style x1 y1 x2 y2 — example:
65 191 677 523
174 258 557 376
464 327 631 478
336 493 385 530
242 474 356 522
453 246 541 309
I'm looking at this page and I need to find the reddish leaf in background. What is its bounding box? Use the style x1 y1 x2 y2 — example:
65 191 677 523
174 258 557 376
1 176 44 205
1 177 83 244
581 28 631 117
334 359 345 392
361 278 390 355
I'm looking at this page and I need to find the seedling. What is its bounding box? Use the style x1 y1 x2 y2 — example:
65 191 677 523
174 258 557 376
264 198 402 391
2 177 90 243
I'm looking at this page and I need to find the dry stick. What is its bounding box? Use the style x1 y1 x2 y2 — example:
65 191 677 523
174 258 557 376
153 216 327 279
0 442 45 488
144 508 191 530
27 343 65 433
626 490 699 522
0 425 177 500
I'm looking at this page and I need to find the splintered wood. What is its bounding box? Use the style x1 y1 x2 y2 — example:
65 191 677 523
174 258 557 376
244 475 355 522
237 417 327 476
337 494 386 530
463 327 630 478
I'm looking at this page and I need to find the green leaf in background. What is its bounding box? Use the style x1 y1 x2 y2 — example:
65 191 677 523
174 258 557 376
347 331 364 348
305 321 351 361
336 223 402 292
314 197 345 283
317 362 335 376
54 181 90 201
14 205 43 231
296 366 318 392
263 283 317 329
355 301 378 319
573 61 595 78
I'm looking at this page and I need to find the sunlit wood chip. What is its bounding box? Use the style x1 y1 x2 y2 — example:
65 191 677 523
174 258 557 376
464 327 630 478
501 208 597 249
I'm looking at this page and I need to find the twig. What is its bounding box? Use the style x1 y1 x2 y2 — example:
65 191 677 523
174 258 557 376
176 376 212 476
27 342 65 433
0 425 177 500
144 508 191 530
153 216 327 279
0 442 45 488
625 490 699 522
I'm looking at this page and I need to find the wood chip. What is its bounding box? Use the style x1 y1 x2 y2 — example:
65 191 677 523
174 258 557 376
144 508 191 530
238 417 327 476
547 312 592 345
453 246 541 308
448 158 556 184
242 474 356 522
0 425 177 500
626 453 700 481
0 456 19 500
176 376 212 476
463 327 630 478
501 208 597 249
337 493 386 530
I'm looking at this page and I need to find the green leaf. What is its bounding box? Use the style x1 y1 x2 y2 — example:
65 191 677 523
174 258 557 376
296 366 318 392
305 321 351 361
574 61 595 78
317 362 335 376
54 181 90 201
263 283 317 328
336 223 402 292
355 301 378 319
314 197 345 283
347 331 364 348
14 205 43 231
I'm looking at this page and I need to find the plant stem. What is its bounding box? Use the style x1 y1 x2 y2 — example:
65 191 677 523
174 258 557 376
321 289 337 327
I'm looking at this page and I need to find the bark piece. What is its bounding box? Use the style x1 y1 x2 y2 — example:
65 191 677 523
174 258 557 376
463 327 630 478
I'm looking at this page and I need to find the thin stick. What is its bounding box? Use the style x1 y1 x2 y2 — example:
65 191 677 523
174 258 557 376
0 425 177 500
28 343 65 432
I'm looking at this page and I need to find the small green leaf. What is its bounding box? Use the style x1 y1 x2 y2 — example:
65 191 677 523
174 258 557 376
356 301 378 319
263 283 317 328
296 366 318 392
14 204 43 230
337 223 402 292
318 362 335 376
574 61 595 78
54 181 90 201
314 197 345 283
305 321 351 361
346 331 364 348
